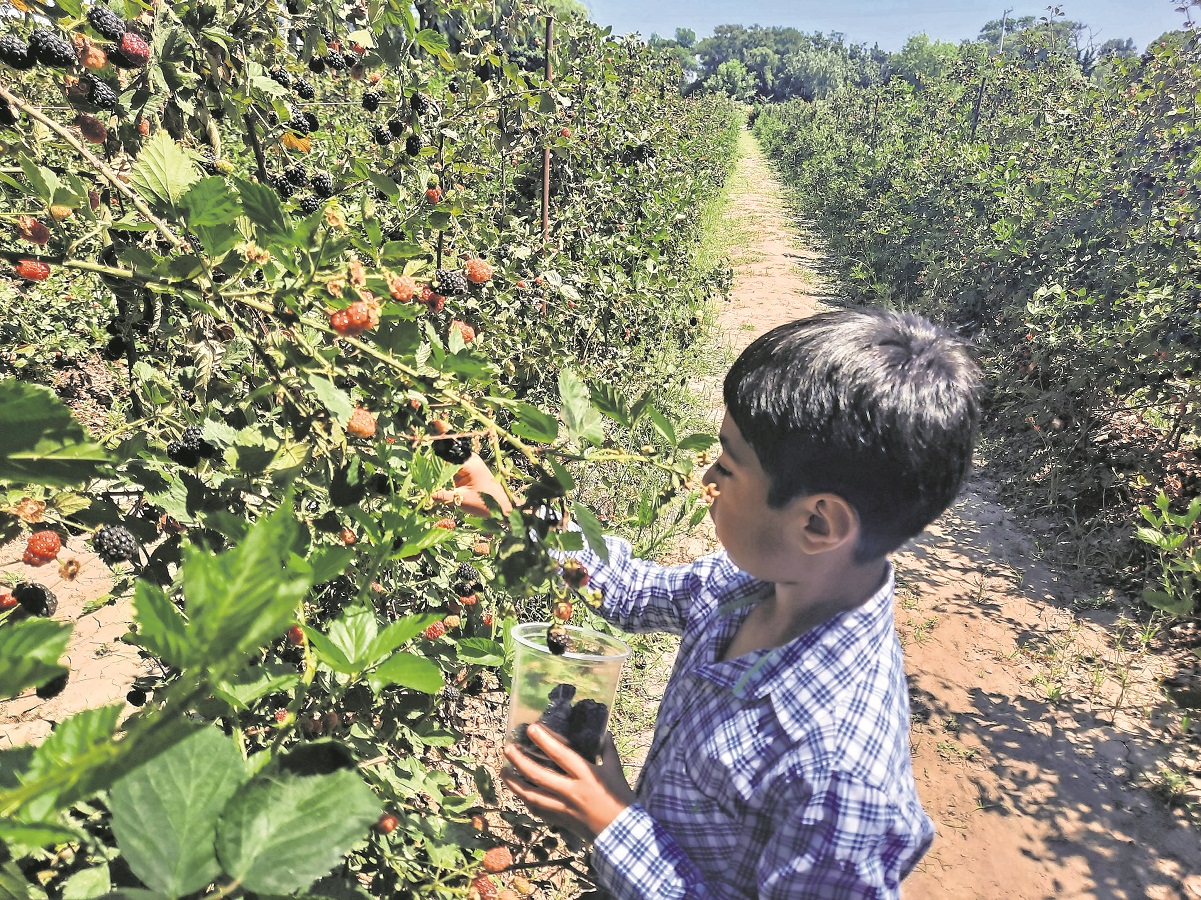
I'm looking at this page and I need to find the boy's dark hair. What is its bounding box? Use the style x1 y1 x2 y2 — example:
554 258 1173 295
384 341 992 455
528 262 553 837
723 308 981 561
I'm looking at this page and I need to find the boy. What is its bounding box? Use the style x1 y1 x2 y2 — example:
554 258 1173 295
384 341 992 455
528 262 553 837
446 309 981 898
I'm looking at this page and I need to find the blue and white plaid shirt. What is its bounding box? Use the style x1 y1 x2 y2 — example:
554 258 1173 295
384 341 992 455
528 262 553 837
576 534 934 899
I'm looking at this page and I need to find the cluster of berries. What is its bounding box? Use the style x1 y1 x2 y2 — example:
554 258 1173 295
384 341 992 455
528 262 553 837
167 425 218 467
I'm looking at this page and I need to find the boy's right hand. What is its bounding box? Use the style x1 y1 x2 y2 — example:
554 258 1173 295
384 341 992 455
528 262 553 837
431 454 514 517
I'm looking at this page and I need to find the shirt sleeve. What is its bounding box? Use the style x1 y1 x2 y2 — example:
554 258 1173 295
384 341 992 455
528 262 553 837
590 775 933 900
569 532 737 635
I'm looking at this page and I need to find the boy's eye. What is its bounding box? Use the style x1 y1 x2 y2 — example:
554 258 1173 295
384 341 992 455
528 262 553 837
712 460 732 477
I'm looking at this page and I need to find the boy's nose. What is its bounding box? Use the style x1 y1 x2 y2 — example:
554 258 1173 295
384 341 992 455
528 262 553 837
701 465 718 488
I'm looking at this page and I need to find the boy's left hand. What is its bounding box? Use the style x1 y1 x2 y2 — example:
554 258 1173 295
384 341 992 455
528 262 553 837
501 723 636 841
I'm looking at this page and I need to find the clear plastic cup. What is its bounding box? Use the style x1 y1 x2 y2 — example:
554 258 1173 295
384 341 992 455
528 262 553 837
506 623 630 764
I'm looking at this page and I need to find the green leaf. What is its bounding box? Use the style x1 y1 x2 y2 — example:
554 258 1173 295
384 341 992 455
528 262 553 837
307 376 355 425
572 502 610 562
110 729 248 898
0 617 72 699
213 665 301 710
60 865 111 900
310 546 354 585
304 627 356 675
414 29 450 57
23 705 122 820
646 406 676 445
455 638 504 667
237 178 292 249
180 177 240 228
0 820 79 850
589 383 631 427
558 370 604 446
366 613 441 663
131 580 192 669
507 402 559 443
327 604 378 670
130 132 200 208
677 432 716 453
182 506 313 672
380 241 427 263
215 769 378 894
1141 588 1192 617
18 154 61 203
0 382 113 488
367 172 399 198
370 651 443 694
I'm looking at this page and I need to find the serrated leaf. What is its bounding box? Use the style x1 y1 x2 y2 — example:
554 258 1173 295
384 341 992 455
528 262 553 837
572 502 609 562
213 665 301 710
646 406 676 445
370 651 443 693
181 506 313 672
0 821 79 850
110 728 248 898
455 638 504 667
307 375 355 425
0 618 73 699
22 705 122 820
215 769 378 894
327 604 378 670
236 178 292 249
507 402 559 443
677 432 716 453
180 177 239 228
0 383 113 488
415 28 449 56
60 865 111 900
366 613 441 663
558 370 604 446
131 580 192 669
130 132 200 208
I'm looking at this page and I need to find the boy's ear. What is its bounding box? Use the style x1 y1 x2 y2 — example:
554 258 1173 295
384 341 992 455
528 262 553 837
790 494 859 555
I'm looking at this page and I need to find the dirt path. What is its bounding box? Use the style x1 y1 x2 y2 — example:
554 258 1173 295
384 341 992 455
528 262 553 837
635 130 1201 899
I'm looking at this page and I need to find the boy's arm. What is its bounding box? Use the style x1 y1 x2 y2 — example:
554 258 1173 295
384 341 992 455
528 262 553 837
436 456 731 634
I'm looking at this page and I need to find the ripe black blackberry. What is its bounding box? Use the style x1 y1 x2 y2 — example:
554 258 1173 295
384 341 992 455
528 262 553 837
409 92 430 114
546 624 570 656
311 171 333 197
454 562 482 594
29 29 76 69
126 687 148 706
266 109 280 126
13 582 58 617
86 75 119 109
102 335 128 361
286 113 311 135
324 51 346 70
341 50 357 68
87 5 126 41
447 79 459 94
166 440 199 467
386 117 405 136
371 123 392 145
298 195 321 214
93 524 138 565
436 268 469 296
303 111 319 131
268 66 292 90
36 673 68 699
432 435 472 465
441 685 462 703
269 173 295 198
0 99 17 128
200 150 221 176
319 27 335 42
284 164 308 186
308 55 326 74
362 90 381 112
181 424 216 457
294 77 315 100
0 35 35 71
405 134 422 157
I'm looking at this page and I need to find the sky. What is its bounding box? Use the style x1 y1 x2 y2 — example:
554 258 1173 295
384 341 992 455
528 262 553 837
582 0 1192 53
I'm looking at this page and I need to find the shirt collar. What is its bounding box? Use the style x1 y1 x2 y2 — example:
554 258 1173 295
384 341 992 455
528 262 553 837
693 563 897 733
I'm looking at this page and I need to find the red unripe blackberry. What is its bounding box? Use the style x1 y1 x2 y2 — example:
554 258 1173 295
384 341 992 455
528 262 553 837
15 258 50 281
24 530 61 564
376 812 399 833
117 32 150 67
93 524 138 565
